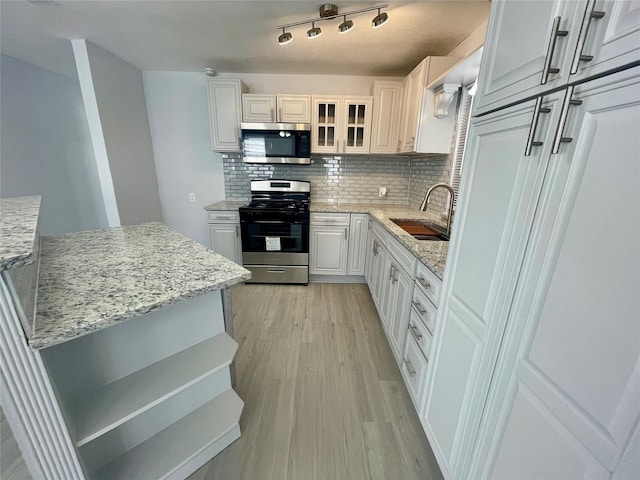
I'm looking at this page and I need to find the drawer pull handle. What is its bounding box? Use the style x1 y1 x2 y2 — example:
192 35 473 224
412 301 427 316
570 0 605 74
552 86 582 154
236 225 239 237
267 269 285 273
409 323 423 341
417 276 431 289
403 358 416 377
541 16 568 85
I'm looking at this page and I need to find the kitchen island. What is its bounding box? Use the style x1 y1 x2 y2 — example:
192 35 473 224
0 196 251 480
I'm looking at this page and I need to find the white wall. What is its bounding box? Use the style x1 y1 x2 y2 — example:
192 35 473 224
74 40 163 226
0 54 109 235
143 71 225 247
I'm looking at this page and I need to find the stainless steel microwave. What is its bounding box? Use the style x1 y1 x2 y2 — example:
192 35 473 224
241 123 311 165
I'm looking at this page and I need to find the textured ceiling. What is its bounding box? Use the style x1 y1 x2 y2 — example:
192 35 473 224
1 0 490 78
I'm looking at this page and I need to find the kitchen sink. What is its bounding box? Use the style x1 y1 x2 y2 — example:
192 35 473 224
390 219 450 241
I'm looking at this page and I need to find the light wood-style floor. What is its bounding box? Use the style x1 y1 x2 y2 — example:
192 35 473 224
189 283 443 480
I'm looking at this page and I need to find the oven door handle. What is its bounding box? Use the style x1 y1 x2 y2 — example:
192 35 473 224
248 220 306 224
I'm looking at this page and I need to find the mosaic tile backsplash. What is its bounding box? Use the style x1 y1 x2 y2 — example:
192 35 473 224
223 153 451 212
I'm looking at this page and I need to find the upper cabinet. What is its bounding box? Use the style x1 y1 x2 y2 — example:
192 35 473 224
208 79 247 151
370 81 402 154
242 94 311 123
311 96 373 154
474 0 640 115
399 56 461 154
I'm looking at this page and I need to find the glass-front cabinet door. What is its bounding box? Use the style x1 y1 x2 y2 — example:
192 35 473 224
343 96 373 154
312 96 341 153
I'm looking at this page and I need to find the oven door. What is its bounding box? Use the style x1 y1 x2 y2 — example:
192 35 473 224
240 210 309 266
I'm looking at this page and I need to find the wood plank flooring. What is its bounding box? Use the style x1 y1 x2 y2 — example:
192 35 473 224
189 283 443 480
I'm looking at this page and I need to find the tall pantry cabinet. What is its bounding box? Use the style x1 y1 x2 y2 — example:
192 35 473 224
422 1 640 479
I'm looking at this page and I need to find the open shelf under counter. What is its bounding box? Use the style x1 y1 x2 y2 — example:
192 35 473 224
72 332 238 447
93 389 243 480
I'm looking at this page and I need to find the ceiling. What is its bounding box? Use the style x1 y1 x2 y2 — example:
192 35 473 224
0 0 490 78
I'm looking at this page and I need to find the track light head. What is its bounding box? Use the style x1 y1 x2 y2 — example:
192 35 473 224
372 9 388 28
338 16 353 34
307 22 322 38
278 27 293 45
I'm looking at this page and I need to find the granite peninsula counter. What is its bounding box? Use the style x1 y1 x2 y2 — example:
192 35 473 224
32 222 250 349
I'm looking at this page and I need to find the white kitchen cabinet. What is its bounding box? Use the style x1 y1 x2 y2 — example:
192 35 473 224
242 94 276 122
422 94 564 480
467 69 640 480
277 95 311 123
401 324 430 409
208 80 247 151
309 213 350 276
399 56 461 154
208 211 242 265
369 81 402 154
311 96 373 154
347 214 369 275
385 262 413 363
474 0 640 115
242 94 311 123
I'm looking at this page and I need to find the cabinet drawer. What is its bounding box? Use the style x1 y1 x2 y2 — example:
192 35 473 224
401 331 429 408
414 261 441 307
408 308 434 360
411 284 437 334
387 234 416 276
208 211 240 223
310 213 350 226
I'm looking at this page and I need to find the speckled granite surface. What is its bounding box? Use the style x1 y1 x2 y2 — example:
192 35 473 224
205 200 248 211
31 222 251 350
0 196 41 270
311 204 449 279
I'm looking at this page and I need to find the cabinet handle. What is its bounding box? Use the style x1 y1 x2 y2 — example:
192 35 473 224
403 358 416 377
279 107 282 120
412 300 427 316
524 97 552 156
570 0 605 74
267 269 285 273
389 264 395 279
541 16 569 85
416 276 431 290
393 266 399 283
409 323 423 341
552 86 582 154
236 225 240 237
344 228 348 240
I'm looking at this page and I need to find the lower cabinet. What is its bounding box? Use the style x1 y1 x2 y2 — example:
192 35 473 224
207 211 242 265
309 213 350 276
347 214 369 275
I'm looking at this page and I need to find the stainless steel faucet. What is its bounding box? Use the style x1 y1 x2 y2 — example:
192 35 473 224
420 183 456 237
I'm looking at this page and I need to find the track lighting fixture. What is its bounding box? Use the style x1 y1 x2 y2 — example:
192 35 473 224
372 8 388 28
338 15 353 34
278 27 293 45
307 21 322 38
276 3 388 45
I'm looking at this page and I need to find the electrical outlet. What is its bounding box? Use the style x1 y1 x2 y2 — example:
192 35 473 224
188 193 196 203
378 186 387 198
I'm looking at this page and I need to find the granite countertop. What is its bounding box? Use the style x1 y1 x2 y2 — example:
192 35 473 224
31 222 251 350
311 203 449 279
204 199 449 279
0 196 41 271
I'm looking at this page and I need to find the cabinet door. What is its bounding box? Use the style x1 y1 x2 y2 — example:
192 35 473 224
209 223 241 264
312 96 341 153
469 70 640 480
347 214 369 275
277 95 311 123
474 0 582 115
309 225 348 275
388 265 413 363
342 96 373 154
364 222 375 286
421 93 564 479
569 0 640 83
401 60 427 152
242 94 276 122
370 81 402 154
208 80 245 151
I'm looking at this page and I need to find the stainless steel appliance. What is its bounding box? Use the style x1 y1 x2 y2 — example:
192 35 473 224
241 123 311 164
239 180 310 284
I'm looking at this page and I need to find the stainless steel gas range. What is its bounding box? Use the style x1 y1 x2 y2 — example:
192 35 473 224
239 180 310 285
